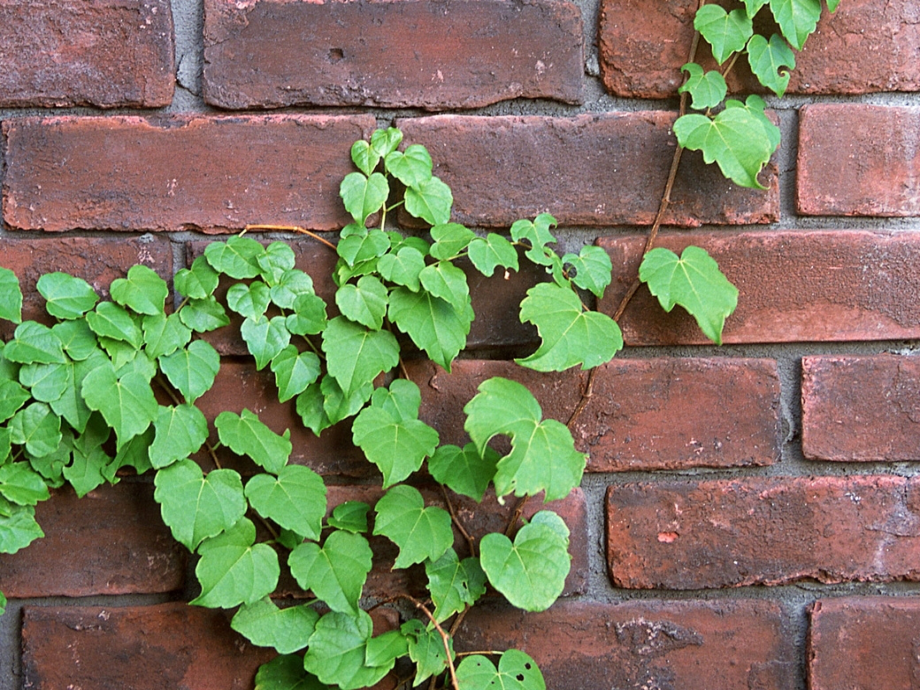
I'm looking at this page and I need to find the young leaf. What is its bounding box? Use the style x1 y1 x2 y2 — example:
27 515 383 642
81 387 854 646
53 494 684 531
402 619 454 687
384 144 433 187
388 288 472 372
270 346 321 403
53 320 99 361
204 236 264 279
429 223 476 261
255 655 325 690
231 598 319 655
419 262 470 311
351 140 380 177
769 0 821 50
142 313 192 360
510 215 557 267
258 242 297 286
81 363 158 450
215 409 292 475
337 229 391 267
303 610 393 690
328 501 370 534
158 339 220 403
425 548 487 623
428 443 498 503
456 650 546 690
36 272 98 320
639 246 739 345
289 530 373 616
86 302 143 349
241 316 291 370
377 247 426 291
0 503 43 554
0 378 31 423
678 63 728 110
340 172 389 225
270 269 315 310
0 268 22 323
149 404 209 469
179 297 231 333
373 485 453 568
20 361 69 403
5 322 66 364
404 177 452 226
747 33 796 96
175 256 220 300
245 465 326 540
9 403 62 458
227 281 272 321
322 316 399 398
335 276 389 330
371 127 403 157
467 234 519 277
0 463 50 506
694 5 754 64
285 294 327 336
110 265 168 316
479 511 570 612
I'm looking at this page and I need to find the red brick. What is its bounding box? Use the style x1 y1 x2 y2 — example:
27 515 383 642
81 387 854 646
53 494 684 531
0 483 185 598
397 114 778 228
802 355 920 462
0 0 174 108
599 230 920 345
798 105 920 216
607 476 920 589
599 0 920 98
3 114 375 233
202 0 583 110
809 596 920 690
0 236 173 341
456 599 796 690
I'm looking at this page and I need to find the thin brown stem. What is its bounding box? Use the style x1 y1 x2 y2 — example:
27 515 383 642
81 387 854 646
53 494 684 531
449 606 469 637
504 496 530 537
455 651 504 658
244 224 337 251
566 367 597 428
403 595 459 690
721 51 741 81
441 486 476 557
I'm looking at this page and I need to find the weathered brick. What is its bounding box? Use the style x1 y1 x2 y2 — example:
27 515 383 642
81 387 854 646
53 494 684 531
202 0 583 110
599 0 920 98
0 0 174 108
809 596 920 690
607 476 920 589
397 114 778 228
803 355 920 462
0 483 185 598
3 114 375 233
599 230 920 345
798 105 920 216
456 599 796 690
0 236 173 341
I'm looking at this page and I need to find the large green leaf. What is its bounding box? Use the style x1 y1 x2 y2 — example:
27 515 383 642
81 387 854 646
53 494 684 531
20 361 68 403
0 268 22 323
747 33 796 96
271 270 315 310
86 302 143 349
405 177 452 226
149 404 209 469
245 465 326 540
377 247 426 292
241 316 291 370
110 265 168 316
289 530 373 616
53 320 99 361
82 362 158 450
456 650 546 690
215 409 291 474
0 463 50 506
303 611 393 690
143 313 192 360
258 242 297 286
429 223 476 261
385 145 433 187
428 443 498 503
425 548 487 623
340 172 389 225
479 511 570 612
175 256 220 300
9 403 62 458
4 322 66 364
158 339 220 403
335 276 388 330
231 598 319 655
255 655 326 690
227 281 272 321
419 262 470 311
769 0 821 49
639 246 739 344
285 294 328 336
463 377 586 502
388 288 471 372
322 317 399 397
467 234 519 277
179 297 231 333
270 346 321 403
678 62 728 111
51 351 107 433
694 5 753 64
36 272 98 320
0 503 43 554
373 485 452 568
204 236 264 279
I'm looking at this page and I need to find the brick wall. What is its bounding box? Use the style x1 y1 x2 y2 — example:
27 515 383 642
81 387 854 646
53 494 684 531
1 0 919 688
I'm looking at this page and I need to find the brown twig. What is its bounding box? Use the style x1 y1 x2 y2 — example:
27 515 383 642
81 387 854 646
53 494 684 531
440 485 476 557
504 496 529 537
449 606 469 637
403 595 459 690
244 224 337 251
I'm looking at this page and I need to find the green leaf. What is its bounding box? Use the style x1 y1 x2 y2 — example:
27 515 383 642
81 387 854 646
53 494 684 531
175 255 220 300
516 283 622 372
365 630 409 668
428 443 498 503
0 428 10 465
388 288 471 372
142 313 192 360
104 425 153 481
110 264 168 316
258 242 297 286
741 0 769 18
285 294 328 336
456 650 546 690
255 655 326 690
0 268 22 323
747 33 796 96
179 297 231 333
464 377 586 502
25 428 69 486
510 214 557 267
154 459 247 551
341 172 389 225
191 517 280 608
373 485 452 569
769 0 821 50
204 236 264 279
429 223 476 261
289 530 372 616
52 320 99 361
425 548 487 623
678 62 728 110
351 140 381 176
36 272 98 320
371 127 403 157
480 511 570 612
271 270 315 310
0 378 31 423
64 413 112 496
232 598 319 655
9 402 63 458
639 246 739 344
149 404 209 469
0 503 43 554
419 262 470 311
467 234 519 277
245 465 326 540
402 619 454 687
295 381 332 436
97 336 137 369
86 302 143 349
377 247 426 291
389 233 431 257
405 177 452 226
385 145 433 187
335 276 388 330
826 0 839 11
159 339 220 403
328 501 369 533
228 281 272 321
216 409 291 474
322 374 373 425
694 5 754 64
19 362 67 403
5 322 66 364
81 362 156 449
0 463 50 506
322 316 399 397
337 229 391 267
53 351 107 434
271 345 321 403
304 611 392 690
242 316 291 370
561 246 613 299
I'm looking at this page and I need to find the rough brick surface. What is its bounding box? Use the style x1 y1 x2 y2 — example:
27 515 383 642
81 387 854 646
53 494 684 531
809 596 920 690
457 599 796 690
803 355 920 462
0 236 173 341
398 114 778 228
599 0 920 98
798 105 920 216
607 476 920 589
3 115 375 233
202 0 582 110
599 231 920 345
0 0 174 108
0 483 185 598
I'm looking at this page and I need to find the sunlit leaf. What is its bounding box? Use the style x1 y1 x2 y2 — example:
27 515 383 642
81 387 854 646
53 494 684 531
232 598 319 655
36 272 98 320
694 5 753 64
747 33 796 96
405 177 452 226
769 0 821 50
373 485 452 568
678 62 728 110
245 465 326 540
289 530 372 616
204 236 264 279
110 265 168 316
322 317 399 398
216 408 291 474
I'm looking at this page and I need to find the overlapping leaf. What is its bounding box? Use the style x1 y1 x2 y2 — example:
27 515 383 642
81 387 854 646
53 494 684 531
694 5 753 63
241 316 291 370
231 598 319 654
149 404 209 469
405 177 452 226
81 362 157 449
175 256 220 300
5 322 66 364
0 268 22 323
373 485 452 568
289 530 372 616
204 236 264 279
335 276 388 330
36 272 98 320
255 655 326 690
215 409 291 474
0 503 43 554
110 265 168 316
159 339 220 403
322 317 399 397
425 548 487 623
270 346 321 403
388 288 471 371
428 443 498 502
341 172 389 225
303 610 393 690
245 465 326 539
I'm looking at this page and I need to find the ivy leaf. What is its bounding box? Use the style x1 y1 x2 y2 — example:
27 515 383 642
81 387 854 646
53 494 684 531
295 381 332 436
516 283 622 372
827 0 839 11
81 362 158 450
373 485 453 569
179 297 231 333
104 425 153 481
467 234 519 277
464 377 586 502
365 630 409 669
231 598 319 655
0 268 22 323
227 281 272 321
0 463 50 506
747 33 796 96
285 294 328 336
428 443 498 503
561 245 613 299
25 428 69 486
304 610 393 690
149 404 209 469
49 356 100 433
377 247 426 292
322 375 373 426
429 223 476 261
510 214 557 267
425 548 487 623
19 362 68 403
741 0 769 18
384 145 433 187
86 302 143 349
0 378 31 423
479 511 570 612
419 262 470 311
341 172 389 225
335 276 389 330
215 409 292 475
0 503 43 554
255 655 326 690
402 619 454 687
175 256 220 300
328 501 370 534
5 322 66 364
456 650 546 690
336 229 391 267
110 265 168 316
53 320 99 361
143 313 192 360
289 530 373 616
351 140 380 176
639 246 739 345
405 177 452 226
191 517 280 608
204 236 264 279
322 317 399 398
769 0 821 50
371 127 403 158
36 272 98 320
245 465 326 540
158 339 220 403
241 316 291 370
389 233 431 257
388 288 472 372
694 5 754 64
270 345 321 403
9 403 62 458
271 269 315 310
678 62 728 110
258 242 297 286
154 460 246 551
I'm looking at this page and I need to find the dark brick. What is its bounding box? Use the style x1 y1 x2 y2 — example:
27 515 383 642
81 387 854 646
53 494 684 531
397 114 778 228
802 355 920 462
599 0 920 98
798 105 920 216
809 596 920 690
598 230 920 345
456 599 796 690
0 0 174 108
607 476 920 589
3 114 375 233
202 0 583 110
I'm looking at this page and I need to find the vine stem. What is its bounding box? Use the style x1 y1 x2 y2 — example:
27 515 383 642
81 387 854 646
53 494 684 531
402 595 459 690
440 485 476 557
504 495 529 537
243 224 337 251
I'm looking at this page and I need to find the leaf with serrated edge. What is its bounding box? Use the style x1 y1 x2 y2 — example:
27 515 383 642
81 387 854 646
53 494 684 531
36 272 98 320
429 223 475 261
175 256 220 300
467 234 519 277
388 288 471 372
271 346 321 403
694 5 753 63
678 63 728 110
255 655 326 690
402 619 454 687
204 236 264 279
328 501 369 533
456 650 546 690
149 404 209 469
228 281 272 321
241 316 291 370
377 247 426 291
159 339 220 403
216 409 291 474
0 268 22 323
245 465 326 540
373 485 452 568
322 316 399 397
110 265 168 316
385 144 433 187
231 598 319 655
289 530 372 615
0 504 44 554
405 177 452 226
304 610 392 690
0 463 49 506
425 548 487 623
86 302 143 349
335 275 388 330
179 297 230 333
747 33 796 96
82 362 158 450
428 443 498 502
769 0 821 50
340 172 389 225
5 322 66 364
143 313 192 360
